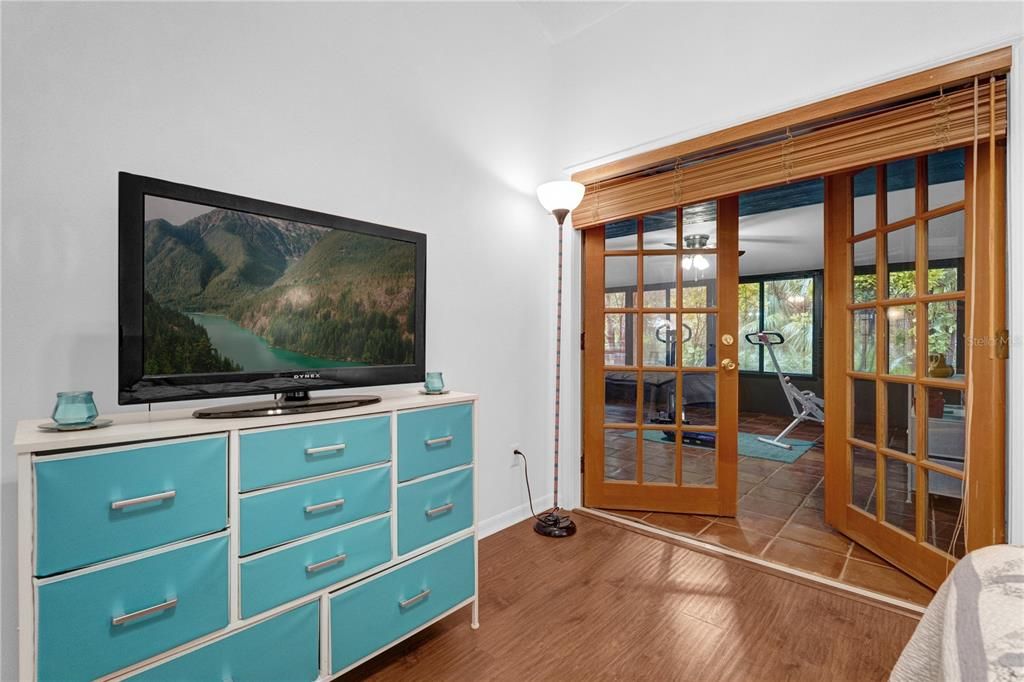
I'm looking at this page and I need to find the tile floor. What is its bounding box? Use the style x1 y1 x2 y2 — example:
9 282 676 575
601 411 937 607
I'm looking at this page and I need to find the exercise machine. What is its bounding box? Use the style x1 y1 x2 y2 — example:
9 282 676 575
745 331 824 450
651 319 717 448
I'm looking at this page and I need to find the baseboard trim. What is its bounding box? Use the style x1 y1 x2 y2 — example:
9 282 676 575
576 507 927 619
478 495 554 539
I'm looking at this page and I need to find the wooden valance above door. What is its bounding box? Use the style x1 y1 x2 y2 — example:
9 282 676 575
569 48 1010 229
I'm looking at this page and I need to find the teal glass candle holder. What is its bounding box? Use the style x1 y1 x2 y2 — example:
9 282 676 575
52 391 99 426
424 372 445 393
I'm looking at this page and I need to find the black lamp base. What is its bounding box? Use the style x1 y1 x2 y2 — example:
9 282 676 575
533 510 577 538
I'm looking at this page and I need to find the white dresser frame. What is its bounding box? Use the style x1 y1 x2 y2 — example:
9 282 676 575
13 389 480 681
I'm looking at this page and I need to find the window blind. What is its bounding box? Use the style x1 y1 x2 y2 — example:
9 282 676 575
570 75 1007 230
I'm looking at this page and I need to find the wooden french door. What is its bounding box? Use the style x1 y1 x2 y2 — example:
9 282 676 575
823 143 1006 589
583 197 739 515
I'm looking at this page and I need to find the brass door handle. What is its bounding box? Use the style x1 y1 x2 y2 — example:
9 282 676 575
721 334 735 346
721 358 737 371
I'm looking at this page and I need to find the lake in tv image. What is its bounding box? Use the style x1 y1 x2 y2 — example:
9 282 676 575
142 195 417 375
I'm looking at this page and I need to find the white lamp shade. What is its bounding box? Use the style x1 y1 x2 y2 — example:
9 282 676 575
536 181 585 213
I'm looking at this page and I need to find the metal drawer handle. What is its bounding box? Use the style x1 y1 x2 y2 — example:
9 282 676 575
111 490 176 510
112 597 178 626
424 435 454 447
399 588 431 609
306 443 346 456
305 497 345 514
425 502 454 518
306 552 348 574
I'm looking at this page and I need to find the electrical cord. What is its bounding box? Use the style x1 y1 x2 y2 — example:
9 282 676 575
514 449 572 528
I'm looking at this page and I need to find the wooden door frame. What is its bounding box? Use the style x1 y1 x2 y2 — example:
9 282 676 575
581 198 739 515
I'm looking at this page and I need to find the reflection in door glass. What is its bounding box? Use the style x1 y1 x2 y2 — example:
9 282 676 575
852 309 876 373
884 382 911 454
604 430 637 482
926 469 966 558
681 280 713 308
851 378 876 444
853 167 877 234
682 443 716 486
924 387 965 468
680 313 715 367
604 371 637 424
641 372 677 426
852 237 877 302
604 313 635 366
642 313 676 367
886 226 916 299
643 255 676 307
605 256 636 307
642 431 676 483
884 457 916 537
927 148 965 210
681 254 717 301
682 201 717 240
927 211 964 294
682 372 716 427
605 218 638 251
642 210 676 250
851 446 877 516
885 157 916 225
886 305 916 375
927 300 964 376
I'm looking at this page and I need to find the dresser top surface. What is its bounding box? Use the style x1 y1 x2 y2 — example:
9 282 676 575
14 388 478 454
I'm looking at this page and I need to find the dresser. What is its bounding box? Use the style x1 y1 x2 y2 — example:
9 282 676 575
13 389 479 681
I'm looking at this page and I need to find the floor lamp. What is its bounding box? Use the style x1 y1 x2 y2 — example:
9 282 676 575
534 180 586 538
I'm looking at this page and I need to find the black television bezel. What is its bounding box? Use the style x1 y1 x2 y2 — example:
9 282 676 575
118 172 426 406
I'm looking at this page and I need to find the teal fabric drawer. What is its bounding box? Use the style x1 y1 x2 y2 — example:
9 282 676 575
240 465 391 555
35 435 227 576
240 415 390 491
240 516 392 618
397 404 473 482
330 536 475 674
37 535 229 682
130 601 319 682
397 467 473 555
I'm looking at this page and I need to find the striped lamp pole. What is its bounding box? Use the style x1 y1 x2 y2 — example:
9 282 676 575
534 181 585 538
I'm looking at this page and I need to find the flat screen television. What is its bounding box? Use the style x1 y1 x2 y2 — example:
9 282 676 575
118 173 426 417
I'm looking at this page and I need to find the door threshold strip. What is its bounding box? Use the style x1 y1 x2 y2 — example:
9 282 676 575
576 507 926 619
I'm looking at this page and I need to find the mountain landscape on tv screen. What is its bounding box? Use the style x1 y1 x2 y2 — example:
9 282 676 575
142 205 416 375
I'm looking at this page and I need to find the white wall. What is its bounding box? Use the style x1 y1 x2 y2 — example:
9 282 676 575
552 2 1024 524
0 3 560 679
555 2 1022 171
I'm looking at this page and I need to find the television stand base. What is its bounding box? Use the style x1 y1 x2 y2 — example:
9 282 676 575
193 394 382 419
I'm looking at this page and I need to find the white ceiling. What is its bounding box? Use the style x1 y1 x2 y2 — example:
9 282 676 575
516 1 631 45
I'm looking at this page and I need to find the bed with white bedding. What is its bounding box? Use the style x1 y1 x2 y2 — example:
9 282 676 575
891 544 1024 681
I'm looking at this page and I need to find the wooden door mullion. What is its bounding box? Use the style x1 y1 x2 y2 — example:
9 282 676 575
635 218 645 485
913 156 929 544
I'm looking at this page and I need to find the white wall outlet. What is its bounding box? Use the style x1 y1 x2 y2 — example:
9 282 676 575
510 443 521 468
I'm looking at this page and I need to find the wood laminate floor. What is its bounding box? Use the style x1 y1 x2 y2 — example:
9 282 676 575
340 514 919 681
601 412 937 607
